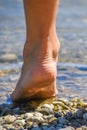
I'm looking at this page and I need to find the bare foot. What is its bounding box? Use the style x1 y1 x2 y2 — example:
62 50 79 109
11 37 60 102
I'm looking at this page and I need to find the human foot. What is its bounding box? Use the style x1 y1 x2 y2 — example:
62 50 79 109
11 37 60 102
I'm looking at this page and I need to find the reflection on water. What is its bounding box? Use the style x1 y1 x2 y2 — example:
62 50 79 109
0 62 87 104
0 0 87 104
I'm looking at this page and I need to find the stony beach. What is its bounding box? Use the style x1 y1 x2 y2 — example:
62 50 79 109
0 97 87 130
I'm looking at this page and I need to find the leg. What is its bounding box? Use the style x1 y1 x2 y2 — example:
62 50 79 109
11 0 60 102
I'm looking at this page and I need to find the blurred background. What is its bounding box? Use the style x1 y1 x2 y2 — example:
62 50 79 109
0 0 87 103
0 0 87 64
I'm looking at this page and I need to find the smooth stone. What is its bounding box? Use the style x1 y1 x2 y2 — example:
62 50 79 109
16 114 24 120
48 117 57 123
76 109 86 118
13 119 25 126
41 104 53 110
37 104 53 114
4 115 16 124
0 117 4 124
47 126 56 130
59 127 75 130
0 53 17 62
42 126 48 130
83 113 87 120
12 107 20 114
58 117 69 125
31 127 42 130
55 112 62 118
3 124 15 130
24 112 33 119
25 121 33 129
33 112 43 117
27 116 44 123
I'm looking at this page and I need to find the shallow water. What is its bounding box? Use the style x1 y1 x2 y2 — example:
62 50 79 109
0 62 87 104
0 0 87 104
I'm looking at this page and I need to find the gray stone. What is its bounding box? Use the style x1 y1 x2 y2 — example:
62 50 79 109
58 117 69 125
12 107 20 114
47 126 56 130
83 113 87 120
42 126 48 130
31 127 42 130
76 109 84 118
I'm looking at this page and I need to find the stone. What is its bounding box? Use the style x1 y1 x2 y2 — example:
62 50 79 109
31 127 42 130
42 125 48 130
12 107 20 114
76 109 84 118
13 119 25 126
83 113 87 120
4 115 16 124
47 126 56 130
37 104 53 114
28 116 44 123
58 117 69 125
33 112 43 117
59 127 75 130
24 112 33 119
3 124 15 130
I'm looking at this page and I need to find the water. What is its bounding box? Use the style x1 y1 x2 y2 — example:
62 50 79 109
0 0 87 103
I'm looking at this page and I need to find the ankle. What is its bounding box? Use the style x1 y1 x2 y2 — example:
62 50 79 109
23 33 60 60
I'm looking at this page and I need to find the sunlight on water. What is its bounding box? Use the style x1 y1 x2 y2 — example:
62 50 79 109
0 0 87 104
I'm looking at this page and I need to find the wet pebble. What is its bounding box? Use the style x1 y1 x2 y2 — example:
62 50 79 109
31 127 42 130
12 107 20 114
59 127 75 130
3 115 16 124
42 125 48 130
83 113 87 120
24 112 33 119
13 119 25 126
47 126 56 130
36 104 53 114
58 117 69 125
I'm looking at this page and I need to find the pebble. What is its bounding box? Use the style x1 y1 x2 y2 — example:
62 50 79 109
0 98 87 130
0 53 18 62
41 104 53 112
47 126 56 130
12 107 20 114
13 119 25 126
59 127 75 130
83 113 87 120
58 117 69 125
3 115 16 124
42 125 48 130
24 112 33 119
31 127 42 130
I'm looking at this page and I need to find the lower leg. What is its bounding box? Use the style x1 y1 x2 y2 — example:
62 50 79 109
11 0 60 102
